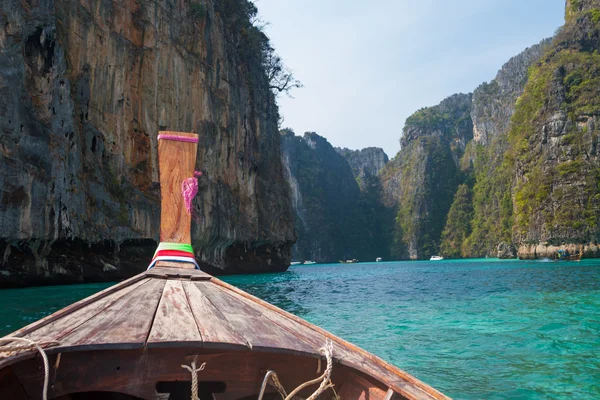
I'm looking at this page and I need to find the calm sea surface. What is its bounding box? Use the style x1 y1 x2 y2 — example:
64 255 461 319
1 259 599 399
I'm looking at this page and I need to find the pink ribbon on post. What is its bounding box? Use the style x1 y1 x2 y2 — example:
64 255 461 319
157 133 203 215
182 171 203 214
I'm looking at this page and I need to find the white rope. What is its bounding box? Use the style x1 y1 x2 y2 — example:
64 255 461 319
258 341 335 400
182 360 206 400
0 337 59 400
306 341 335 400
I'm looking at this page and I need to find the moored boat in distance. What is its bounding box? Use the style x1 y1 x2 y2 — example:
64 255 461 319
430 256 444 261
556 249 581 261
376 257 383 262
0 131 449 400
340 259 359 264
290 261 303 265
304 260 316 265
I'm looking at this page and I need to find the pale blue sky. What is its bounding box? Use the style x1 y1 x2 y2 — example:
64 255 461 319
256 0 566 156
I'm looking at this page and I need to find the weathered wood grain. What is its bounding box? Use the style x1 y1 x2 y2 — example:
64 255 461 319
157 131 198 245
182 281 249 350
194 277 433 399
337 371 389 400
206 284 435 399
11 349 330 400
59 279 166 350
210 277 449 400
194 281 316 356
145 267 211 280
147 280 203 348
6 272 147 339
155 260 196 269
25 278 150 343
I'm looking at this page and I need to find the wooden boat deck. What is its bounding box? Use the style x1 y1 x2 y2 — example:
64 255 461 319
1 133 449 400
1 269 449 400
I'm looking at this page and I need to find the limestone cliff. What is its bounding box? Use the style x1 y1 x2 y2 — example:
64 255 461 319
470 40 552 147
380 94 472 259
280 130 393 262
0 0 295 286
455 39 552 257
335 147 388 190
422 0 600 259
508 0 600 258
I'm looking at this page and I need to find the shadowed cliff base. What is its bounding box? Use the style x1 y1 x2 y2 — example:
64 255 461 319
0 237 295 287
199 241 293 276
0 238 155 288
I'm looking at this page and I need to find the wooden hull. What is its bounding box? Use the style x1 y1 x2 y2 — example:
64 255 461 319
0 269 450 400
1 348 406 400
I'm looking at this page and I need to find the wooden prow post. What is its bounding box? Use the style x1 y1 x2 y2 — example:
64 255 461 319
156 131 198 269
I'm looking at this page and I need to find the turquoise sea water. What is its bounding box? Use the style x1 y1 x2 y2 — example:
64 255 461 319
1 259 600 399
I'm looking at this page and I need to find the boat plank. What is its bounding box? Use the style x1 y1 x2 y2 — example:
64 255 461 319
147 280 203 347
197 279 431 398
11 349 324 400
7 272 147 338
182 281 250 350
0 367 28 399
25 278 150 342
194 281 316 356
59 279 166 350
154 260 196 269
210 278 448 400
337 371 389 400
144 267 211 280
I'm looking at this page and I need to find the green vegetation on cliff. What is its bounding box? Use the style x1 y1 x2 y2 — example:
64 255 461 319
509 49 600 243
461 137 513 257
463 0 600 254
384 94 472 259
440 184 473 258
394 136 462 259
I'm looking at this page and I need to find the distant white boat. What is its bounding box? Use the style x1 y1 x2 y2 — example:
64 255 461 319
430 255 444 261
376 257 382 262
290 261 302 266
304 261 316 265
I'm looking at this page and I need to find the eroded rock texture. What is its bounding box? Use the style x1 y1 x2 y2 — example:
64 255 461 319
280 130 393 262
0 0 294 286
335 147 388 190
508 0 600 258
380 94 473 259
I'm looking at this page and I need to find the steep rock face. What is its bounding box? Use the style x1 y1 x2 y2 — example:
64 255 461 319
335 147 388 190
497 242 517 259
508 0 600 258
381 94 472 259
0 0 294 286
280 131 392 262
470 40 552 147
439 184 473 258
456 40 551 257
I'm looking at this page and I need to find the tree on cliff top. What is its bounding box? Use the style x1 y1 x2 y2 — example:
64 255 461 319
217 0 302 97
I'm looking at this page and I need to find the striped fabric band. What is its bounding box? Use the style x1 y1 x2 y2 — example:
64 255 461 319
147 242 199 270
